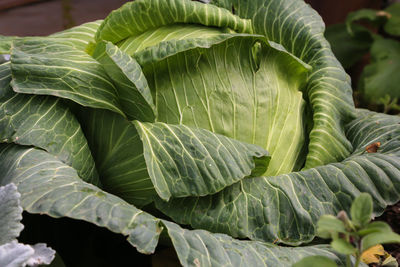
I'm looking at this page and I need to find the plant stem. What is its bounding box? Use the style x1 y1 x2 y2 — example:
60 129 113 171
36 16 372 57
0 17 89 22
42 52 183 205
353 237 362 267
354 255 360 267
346 255 352 267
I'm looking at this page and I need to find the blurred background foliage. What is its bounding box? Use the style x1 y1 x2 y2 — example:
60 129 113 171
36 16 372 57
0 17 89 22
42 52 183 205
324 0 400 114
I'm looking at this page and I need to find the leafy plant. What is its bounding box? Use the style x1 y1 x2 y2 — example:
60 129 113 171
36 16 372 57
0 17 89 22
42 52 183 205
294 193 400 267
0 0 400 266
325 3 400 111
377 95 400 114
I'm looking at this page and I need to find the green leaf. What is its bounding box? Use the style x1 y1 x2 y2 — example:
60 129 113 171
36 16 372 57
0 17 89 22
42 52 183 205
50 20 102 51
325 23 374 69
351 193 373 228
384 3 400 36
135 121 270 200
79 109 156 207
0 143 350 266
10 38 125 117
211 0 355 170
118 24 228 57
0 35 15 54
95 0 253 44
141 35 309 177
293 255 338 267
362 232 400 252
359 39 400 103
0 144 162 254
317 215 347 239
346 9 389 34
0 62 11 97
0 62 100 185
156 110 400 245
93 41 156 121
331 239 356 255
0 183 23 245
358 221 393 236
345 110 400 156
163 221 345 267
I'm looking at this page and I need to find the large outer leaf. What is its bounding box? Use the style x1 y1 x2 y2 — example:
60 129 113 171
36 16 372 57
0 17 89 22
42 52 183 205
50 20 102 51
156 110 400 245
0 62 99 185
143 35 309 176
10 38 125 117
212 0 355 168
0 144 161 254
135 121 270 200
95 0 253 44
163 221 347 267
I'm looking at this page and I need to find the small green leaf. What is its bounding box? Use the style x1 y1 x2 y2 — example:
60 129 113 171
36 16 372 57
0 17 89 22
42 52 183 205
351 193 373 228
317 215 347 239
384 3 400 36
346 9 388 35
358 221 393 236
293 255 338 267
362 232 400 252
331 239 356 255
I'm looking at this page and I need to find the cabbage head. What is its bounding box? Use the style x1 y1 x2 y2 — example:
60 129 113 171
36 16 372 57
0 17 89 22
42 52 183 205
1 0 400 266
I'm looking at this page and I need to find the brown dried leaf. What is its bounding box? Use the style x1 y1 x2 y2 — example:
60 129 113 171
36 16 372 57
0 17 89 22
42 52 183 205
366 142 381 153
